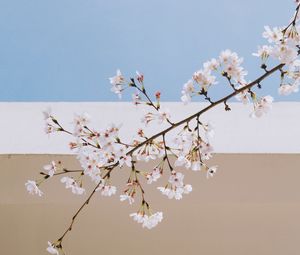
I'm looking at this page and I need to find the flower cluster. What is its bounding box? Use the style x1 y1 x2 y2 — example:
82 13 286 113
61 176 85 195
251 95 274 118
173 127 214 171
141 108 171 125
253 16 300 97
130 210 163 229
158 172 192 200
181 50 247 104
23 3 300 255
25 180 43 197
109 69 125 98
146 166 162 184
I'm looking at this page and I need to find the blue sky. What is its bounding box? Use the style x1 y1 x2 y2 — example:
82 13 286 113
0 0 299 102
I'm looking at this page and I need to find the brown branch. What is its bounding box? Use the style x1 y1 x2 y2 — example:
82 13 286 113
282 3 300 34
162 134 173 171
57 163 117 244
51 2 300 246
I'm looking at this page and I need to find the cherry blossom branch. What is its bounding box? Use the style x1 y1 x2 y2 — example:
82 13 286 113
44 56 285 255
130 78 174 125
40 169 84 179
50 62 284 248
282 3 300 34
57 163 117 245
26 3 300 255
126 63 284 156
162 134 173 171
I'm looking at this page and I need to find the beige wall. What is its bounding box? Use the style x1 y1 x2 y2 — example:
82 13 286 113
1 154 300 255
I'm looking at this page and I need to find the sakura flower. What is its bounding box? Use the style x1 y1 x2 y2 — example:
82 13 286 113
141 112 155 125
60 177 85 195
46 242 59 255
158 172 192 200
156 108 171 124
219 49 243 67
271 43 298 65
168 172 184 188
135 142 164 162
174 155 191 169
206 166 218 179
219 49 247 83
120 194 135 205
262 26 283 43
119 155 132 167
146 167 161 184
235 84 250 104
132 93 141 105
97 185 117 197
25 180 43 197
136 71 144 83
142 212 163 229
130 212 144 223
130 211 163 229
43 161 57 177
251 95 274 118
109 69 125 85
199 141 214 160
73 112 91 136
278 83 299 95
252 45 273 60
184 184 193 193
193 69 217 89
157 185 192 200
203 122 215 139
203 58 220 72
109 69 125 98
157 187 175 199
191 161 201 171
181 79 194 104
72 185 85 195
45 119 59 134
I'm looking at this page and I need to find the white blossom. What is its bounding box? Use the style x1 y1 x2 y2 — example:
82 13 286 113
193 69 217 89
168 172 184 188
46 242 59 255
181 80 194 104
109 69 125 98
130 211 163 229
120 194 135 205
158 171 192 200
25 180 43 197
252 45 273 60
206 166 218 179
203 58 220 71
235 84 250 104
262 26 283 43
203 122 215 139
97 185 117 197
271 43 298 65
43 161 57 177
156 108 171 124
219 49 247 83
278 83 299 95
146 167 161 184
251 95 274 118
119 155 132 167
60 177 85 195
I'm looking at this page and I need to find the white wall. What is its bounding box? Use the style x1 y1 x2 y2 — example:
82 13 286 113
1 102 300 154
